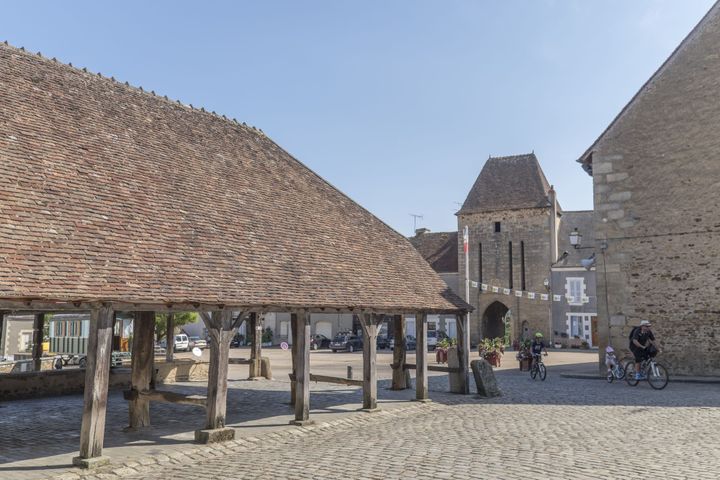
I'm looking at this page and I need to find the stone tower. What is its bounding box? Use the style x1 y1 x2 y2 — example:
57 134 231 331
457 153 560 345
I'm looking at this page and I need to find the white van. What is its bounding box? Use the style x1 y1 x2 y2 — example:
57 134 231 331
175 334 190 352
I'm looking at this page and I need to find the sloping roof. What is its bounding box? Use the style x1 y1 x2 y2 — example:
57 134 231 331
556 211 595 267
408 231 458 273
577 1 720 175
0 44 469 314
458 153 552 214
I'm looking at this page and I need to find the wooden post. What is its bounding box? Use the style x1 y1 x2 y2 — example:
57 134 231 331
415 313 430 402
73 305 114 468
249 313 263 379
32 313 44 372
129 311 155 429
165 313 175 363
195 310 243 444
290 311 312 425
391 314 409 390
290 313 298 406
360 313 379 411
457 313 471 394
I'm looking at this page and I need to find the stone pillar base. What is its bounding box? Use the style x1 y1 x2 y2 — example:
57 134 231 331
358 407 382 413
72 456 110 469
194 427 235 444
289 419 314 427
412 398 433 403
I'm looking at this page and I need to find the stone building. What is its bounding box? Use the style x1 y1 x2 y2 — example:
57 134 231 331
578 1 720 375
411 153 597 346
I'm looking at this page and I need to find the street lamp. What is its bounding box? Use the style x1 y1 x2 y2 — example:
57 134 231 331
569 228 583 248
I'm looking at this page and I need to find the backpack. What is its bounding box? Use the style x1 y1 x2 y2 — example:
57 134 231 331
628 326 639 348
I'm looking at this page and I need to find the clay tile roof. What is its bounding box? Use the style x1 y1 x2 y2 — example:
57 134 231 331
0 44 469 314
408 231 458 274
458 153 552 214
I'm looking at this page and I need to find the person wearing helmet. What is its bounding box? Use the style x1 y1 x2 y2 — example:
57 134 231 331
605 345 619 375
530 332 547 369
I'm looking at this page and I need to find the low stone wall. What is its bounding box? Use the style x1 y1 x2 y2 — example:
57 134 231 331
0 359 209 400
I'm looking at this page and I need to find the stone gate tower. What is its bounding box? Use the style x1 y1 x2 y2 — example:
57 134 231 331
457 153 559 345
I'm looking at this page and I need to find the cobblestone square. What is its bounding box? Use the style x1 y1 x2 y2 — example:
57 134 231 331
2 351 719 479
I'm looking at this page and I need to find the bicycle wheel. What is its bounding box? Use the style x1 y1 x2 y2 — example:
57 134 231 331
616 364 626 381
606 370 614 383
530 364 538 380
647 362 669 390
539 363 547 381
625 361 639 386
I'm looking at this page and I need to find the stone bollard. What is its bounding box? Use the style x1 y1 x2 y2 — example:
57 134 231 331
260 356 273 380
470 359 502 397
347 365 353 380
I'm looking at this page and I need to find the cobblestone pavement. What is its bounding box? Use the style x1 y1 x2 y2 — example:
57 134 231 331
3 353 720 479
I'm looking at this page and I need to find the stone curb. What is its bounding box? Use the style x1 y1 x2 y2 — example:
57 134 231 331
560 373 720 384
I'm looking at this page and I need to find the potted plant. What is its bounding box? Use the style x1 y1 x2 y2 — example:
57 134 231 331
435 337 456 364
478 337 505 367
515 338 532 371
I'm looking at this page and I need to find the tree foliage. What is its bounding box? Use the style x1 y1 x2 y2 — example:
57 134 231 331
155 312 199 341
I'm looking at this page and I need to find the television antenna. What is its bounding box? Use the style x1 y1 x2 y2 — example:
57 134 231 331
409 213 424 231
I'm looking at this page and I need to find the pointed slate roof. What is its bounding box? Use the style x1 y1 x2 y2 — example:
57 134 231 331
458 153 552 214
408 231 458 274
0 43 469 314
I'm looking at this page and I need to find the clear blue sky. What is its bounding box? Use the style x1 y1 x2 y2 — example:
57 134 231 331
2 1 715 235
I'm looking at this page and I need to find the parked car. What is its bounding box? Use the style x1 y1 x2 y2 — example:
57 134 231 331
188 336 207 350
330 333 363 353
174 334 190 352
310 334 331 350
71 351 126 369
376 335 391 350
389 335 417 351
427 330 448 350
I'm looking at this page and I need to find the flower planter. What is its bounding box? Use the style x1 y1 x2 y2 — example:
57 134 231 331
518 357 531 371
435 348 448 364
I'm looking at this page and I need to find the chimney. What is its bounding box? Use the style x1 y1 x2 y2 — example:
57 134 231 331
415 228 430 236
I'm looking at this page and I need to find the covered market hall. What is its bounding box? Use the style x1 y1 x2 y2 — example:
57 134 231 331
0 42 472 469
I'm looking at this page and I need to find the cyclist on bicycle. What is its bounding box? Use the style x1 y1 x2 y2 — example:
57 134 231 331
630 320 658 380
530 332 547 368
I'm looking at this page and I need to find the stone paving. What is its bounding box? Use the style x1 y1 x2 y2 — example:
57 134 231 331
2 351 720 479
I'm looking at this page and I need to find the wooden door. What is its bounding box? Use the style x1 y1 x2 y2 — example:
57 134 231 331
591 316 598 347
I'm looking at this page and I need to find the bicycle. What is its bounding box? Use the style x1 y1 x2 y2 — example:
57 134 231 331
606 362 626 383
530 352 547 381
625 355 669 390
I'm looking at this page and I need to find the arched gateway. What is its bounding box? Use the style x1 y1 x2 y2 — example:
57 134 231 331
481 301 509 339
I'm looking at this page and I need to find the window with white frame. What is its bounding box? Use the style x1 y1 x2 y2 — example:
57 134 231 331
565 277 585 305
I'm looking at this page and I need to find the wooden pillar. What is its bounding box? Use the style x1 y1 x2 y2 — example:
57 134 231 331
73 305 114 468
360 313 379 411
165 313 175 363
454 312 471 394
198 310 240 441
249 313 263 379
391 314 409 390
129 311 155 429
291 311 312 425
415 312 429 402
32 313 44 372
290 313 298 406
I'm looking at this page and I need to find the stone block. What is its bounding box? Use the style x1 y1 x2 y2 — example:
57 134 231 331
606 172 629 182
194 427 236 444
470 359 502 398
72 455 111 469
608 191 632 202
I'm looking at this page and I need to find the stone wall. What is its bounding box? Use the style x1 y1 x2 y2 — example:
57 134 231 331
457 208 553 345
589 6 720 375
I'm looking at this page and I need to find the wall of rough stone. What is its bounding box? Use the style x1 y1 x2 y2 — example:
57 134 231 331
457 208 553 345
589 5 720 375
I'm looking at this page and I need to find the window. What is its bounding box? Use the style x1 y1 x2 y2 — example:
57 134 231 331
508 241 513 289
478 242 483 283
520 241 526 290
569 316 582 337
494 221 501 233
565 277 585 305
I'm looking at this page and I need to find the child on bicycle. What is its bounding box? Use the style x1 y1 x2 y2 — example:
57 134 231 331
605 345 620 375
530 332 547 368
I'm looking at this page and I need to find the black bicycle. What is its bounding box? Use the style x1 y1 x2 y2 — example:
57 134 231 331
625 356 669 390
530 352 547 381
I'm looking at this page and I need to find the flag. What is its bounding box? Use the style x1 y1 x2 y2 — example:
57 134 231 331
492 286 499 293
515 290 523 297
463 226 469 254
481 284 488 291
540 294 549 301
471 281 478 288
553 295 562 302
528 292 536 300
503 288 510 295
